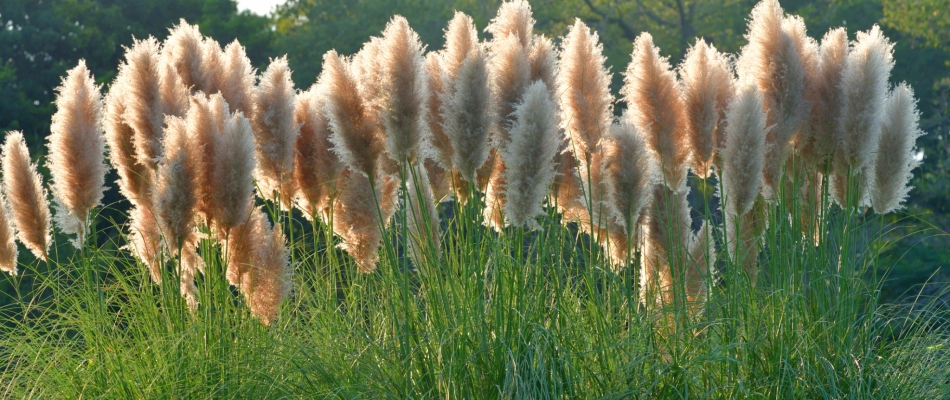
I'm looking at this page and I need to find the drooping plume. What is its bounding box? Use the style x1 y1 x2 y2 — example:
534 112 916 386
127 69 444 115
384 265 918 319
294 86 343 221
831 25 894 206
800 28 848 170
252 57 299 203
500 81 559 229
680 40 735 177
47 60 108 246
2 132 52 261
623 33 689 190
0 190 17 275
735 0 808 197
870 83 923 214
377 16 429 165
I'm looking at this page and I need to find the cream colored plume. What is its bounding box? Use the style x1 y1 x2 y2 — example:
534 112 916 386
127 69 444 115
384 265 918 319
800 28 848 170
870 83 923 214
332 169 386 273
48 60 108 246
529 35 557 90
252 56 300 203
119 37 168 172
720 83 769 278
623 33 689 190
104 82 151 203
1 132 52 261
184 93 226 224
164 20 213 93
294 86 343 221
489 33 531 138
378 16 429 164
154 116 197 249
425 53 453 170
440 17 493 183
680 39 735 177
211 109 257 234
0 190 17 275
558 19 613 171
501 81 559 229
486 0 534 49
735 0 809 198
602 119 655 236
831 25 894 205
321 50 383 179
247 209 291 325
127 204 164 283
218 40 256 118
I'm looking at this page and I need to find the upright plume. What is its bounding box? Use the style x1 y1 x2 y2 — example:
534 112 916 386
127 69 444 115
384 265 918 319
680 40 735 177
870 83 923 214
0 190 17 275
735 0 808 198
1 132 52 261
800 28 848 170
252 57 300 204
104 81 150 203
163 20 213 93
501 81 559 229
47 60 108 246
211 109 257 236
218 40 257 118
831 25 894 206
378 16 429 165
623 33 689 190
293 86 343 221
322 51 383 179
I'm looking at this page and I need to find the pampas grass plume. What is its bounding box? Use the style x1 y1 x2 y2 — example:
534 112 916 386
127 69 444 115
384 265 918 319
623 32 689 190
121 37 167 171
294 86 342 221
486 0 534 49
801 28 848 169
680 40 734 177
164 20 212 93
212 110 257 233
219 40 256 118
154 116 197 248
722 83 768 218
322 51 383 179
247 210 291 325
1 131 52 261
501 81 559 229
558 19 613 169
602 119 655 234
379 16 429 164
104 82 151 203
441 21 492 183
0 191 17 275
252 56 300 203
48 60 108 245
871 83 923 214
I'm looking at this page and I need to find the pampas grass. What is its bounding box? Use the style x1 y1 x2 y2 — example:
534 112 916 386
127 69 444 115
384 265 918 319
377 16 429 165
500 81 559 229
680 40 734 178
164 20 212 93
623 33 689 190
322 51 383 179
1 131 52 261
0 190 16 275
870 83 923 214
252 56 299 204
219 40 257 118
48 60 108 246
293 86 342 221
211 108 257 234
801 28 848 170
736 0 808 198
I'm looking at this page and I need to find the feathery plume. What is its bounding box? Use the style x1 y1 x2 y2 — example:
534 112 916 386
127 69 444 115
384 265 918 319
0 190 17 275
246 210 291 325
252 56 299 204
528 35 557 90
294 87 343 221
322 51 383 179
800 28 848 170
1 132 52 261
120 37 167 172
485 0 534 49
501 81 559 229
218 40 257 118
48 60 108 246
870 83 923 214
154 116 197 249
442 42 492 183
550 141 589 225
558 19 613 172
680 40 735 177
602 120 655 235
332 169 385 273
104 81 151 203
163 20 212 93
211 109 257 234
185 93 226 223
406 166 441 268
735 0 808 197
488 33 531 138
831 25 894 205
623 33 689 189
378 16 429 164
720 83 769 279
127 204 164 282
426 53 453 170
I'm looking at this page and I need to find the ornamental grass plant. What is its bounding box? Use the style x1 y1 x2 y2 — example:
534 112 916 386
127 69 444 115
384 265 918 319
1 0 948 398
